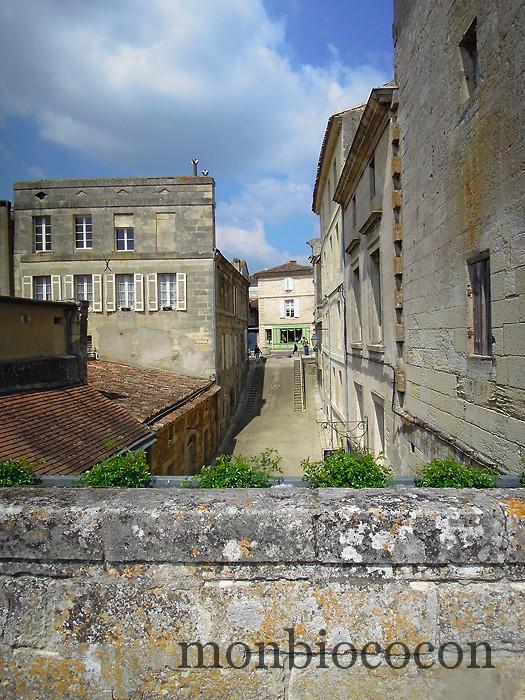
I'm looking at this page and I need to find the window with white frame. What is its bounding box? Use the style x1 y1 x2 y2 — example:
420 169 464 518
34 275 52 301
74 275 93 305
117 274 134 309
285 299 295 317
34 216 51 251
75 215 93 249
115 227 134 251
159 273 177 308
283 276 293 292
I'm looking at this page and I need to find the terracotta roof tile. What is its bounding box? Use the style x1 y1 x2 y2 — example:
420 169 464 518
0 385 152 476
88 361 214 424
253 260 312 278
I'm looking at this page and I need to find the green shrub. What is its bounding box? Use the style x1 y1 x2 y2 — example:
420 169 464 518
79 451 151 488
0 459 37 486
186 449 282 488
301 448 392 488
415 459 497 488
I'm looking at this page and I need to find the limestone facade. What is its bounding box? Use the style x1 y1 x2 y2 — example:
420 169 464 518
393 0 525 473
333 85 401 462
254 261 314 351
11 176 248 439
312 107 365 447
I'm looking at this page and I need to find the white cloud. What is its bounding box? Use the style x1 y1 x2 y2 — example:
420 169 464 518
217 220 307 270
0 0 388 181
218 177 312 225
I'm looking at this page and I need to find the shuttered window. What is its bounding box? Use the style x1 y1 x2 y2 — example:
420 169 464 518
75 215 93 248
159 274 177 308
34 276 52 301
116 274 135 309
469 257 492 356
74 275 93 305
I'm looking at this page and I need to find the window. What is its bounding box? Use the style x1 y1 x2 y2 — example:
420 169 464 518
34 275 52 301
280 328 302 344
159 273 177 308
34 216 51 251
352 196 357 228
283 277 293 292
460 18 479 97
372 395 385 456
74 275 93 305
115 227 134 251
117 274 134 309
285 299 295 317
266 328 272 344
351 265 362 343
469 257 492 355
75 215 93 249
369 157 376 199
369 249 382 344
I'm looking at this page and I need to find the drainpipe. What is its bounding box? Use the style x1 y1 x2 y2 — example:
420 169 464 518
326 295 334 449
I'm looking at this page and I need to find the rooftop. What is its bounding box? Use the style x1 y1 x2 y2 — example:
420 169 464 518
88 361 218 427
0 384 152 476
253 260 312 278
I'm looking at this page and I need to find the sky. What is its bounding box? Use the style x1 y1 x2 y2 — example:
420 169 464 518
0 0 393 273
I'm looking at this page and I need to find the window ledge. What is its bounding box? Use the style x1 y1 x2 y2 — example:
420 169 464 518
367 344 385 354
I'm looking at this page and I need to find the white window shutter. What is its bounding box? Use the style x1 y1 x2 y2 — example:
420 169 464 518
147 273 158 311
177 272 187 311
92 274 103 312
105 274 115 312
63 274 74 300
279 300 285 318
51 275 61 301
134 273 144 312
22 275 33 299
295 298 300 317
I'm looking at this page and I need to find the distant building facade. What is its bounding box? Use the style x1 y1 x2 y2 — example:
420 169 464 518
11 176 248 438
0 201 14 296
392 0 525 473
254 260 314 352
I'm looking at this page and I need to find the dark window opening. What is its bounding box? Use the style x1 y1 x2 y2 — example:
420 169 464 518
460 18 479 97
369 157 376 199
469 257 492 356
280 328 303 344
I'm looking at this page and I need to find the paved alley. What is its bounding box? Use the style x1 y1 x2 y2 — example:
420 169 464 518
221 354 323 476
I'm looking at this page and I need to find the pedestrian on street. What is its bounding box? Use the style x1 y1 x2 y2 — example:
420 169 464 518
293 343 298 355
254 345 261 361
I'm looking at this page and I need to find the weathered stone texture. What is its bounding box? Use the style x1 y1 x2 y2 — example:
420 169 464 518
0 489 524 697
394 0 525 473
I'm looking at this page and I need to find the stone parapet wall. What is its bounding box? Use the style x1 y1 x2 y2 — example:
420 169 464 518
0 488 524 698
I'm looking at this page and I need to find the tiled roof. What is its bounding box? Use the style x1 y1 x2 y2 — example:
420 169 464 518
0 385 152 476
253 260 312 278
88 361 216 425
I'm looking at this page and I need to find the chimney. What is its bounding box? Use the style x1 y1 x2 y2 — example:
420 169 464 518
290 260 297 264
191 158 199 176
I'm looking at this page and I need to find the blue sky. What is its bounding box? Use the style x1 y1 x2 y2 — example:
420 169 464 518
0 0 393 272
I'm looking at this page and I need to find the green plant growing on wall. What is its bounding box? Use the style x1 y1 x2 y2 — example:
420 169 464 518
415 459 498 488
185 449 282 488
301 449 392 488
0 459 38 486
79 451 151 488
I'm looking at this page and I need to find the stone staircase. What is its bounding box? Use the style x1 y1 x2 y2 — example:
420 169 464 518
293 359 305 412
245 363 264 415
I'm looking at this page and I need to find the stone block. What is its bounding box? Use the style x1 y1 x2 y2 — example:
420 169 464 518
503 323 525 356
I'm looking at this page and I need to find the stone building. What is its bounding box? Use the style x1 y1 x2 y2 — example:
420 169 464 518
10 176 248 439
312 106 365 447
393 0 525 473
332 84 401 461
254 260 314 352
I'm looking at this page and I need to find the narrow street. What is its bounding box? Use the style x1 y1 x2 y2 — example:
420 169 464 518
221 354 323 476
